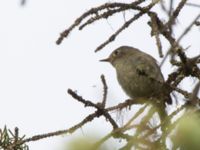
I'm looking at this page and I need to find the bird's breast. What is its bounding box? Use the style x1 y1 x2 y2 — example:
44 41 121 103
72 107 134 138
115 62 161 98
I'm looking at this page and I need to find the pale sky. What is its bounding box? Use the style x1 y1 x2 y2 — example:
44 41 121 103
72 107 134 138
0 0 199 149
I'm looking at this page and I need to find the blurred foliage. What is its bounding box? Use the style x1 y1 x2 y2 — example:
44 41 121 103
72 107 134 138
64 136 110 150
173 111 200 150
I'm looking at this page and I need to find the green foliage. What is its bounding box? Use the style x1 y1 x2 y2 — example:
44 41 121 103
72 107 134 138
64 136 110 150
173 111 200 150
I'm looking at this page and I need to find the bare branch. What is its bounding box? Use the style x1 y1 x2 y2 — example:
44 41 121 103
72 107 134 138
178 13 200 42
56 0 146 45
68 88 118 129
101 75 108 108
149 13 163 57
95 1 158 52
167 0 188 28
186 2 200 8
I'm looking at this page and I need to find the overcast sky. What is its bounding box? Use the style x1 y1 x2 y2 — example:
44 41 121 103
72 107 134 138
0 0 199 149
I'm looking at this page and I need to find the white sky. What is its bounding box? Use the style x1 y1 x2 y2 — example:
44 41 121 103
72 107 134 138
0 0 199 149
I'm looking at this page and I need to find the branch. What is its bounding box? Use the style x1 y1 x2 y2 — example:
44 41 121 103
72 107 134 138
95 1 158 52
56 0 146 45
101 75 108 107
166 0 188 28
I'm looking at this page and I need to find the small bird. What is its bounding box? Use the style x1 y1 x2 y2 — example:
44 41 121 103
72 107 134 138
100 46 172 107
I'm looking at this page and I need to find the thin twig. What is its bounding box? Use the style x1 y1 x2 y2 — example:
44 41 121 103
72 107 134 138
160 13 200 67
167 0 188 28
79 7 129 30
79 4 146 30
56 0 146 45
101 75 108 108
68 89 118 129
186 3 200 8
95 1 158 52
9 99 151 147
149 13 163 57
177 13 200 42
9 112 99 148
168 0 174 33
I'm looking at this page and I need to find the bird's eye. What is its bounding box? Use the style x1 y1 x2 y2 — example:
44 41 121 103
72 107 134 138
113 50 120 56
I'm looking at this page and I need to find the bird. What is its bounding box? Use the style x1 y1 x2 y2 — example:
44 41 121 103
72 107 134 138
100 46 172 119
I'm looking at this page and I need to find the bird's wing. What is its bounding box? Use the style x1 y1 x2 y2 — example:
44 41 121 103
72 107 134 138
129 50 172 104
132 53 164 83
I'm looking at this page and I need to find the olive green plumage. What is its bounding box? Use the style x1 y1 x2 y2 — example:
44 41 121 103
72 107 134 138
101 46 171 105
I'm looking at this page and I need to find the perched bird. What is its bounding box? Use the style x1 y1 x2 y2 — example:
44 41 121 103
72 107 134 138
100 46 171 117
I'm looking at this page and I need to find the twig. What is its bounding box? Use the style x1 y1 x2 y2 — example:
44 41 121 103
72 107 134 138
168 0 174 33
120 106 157 150
79 4 145 30
68 88 118 129
177 13 200 43
160 13 200 67
142 104 185 138
95 12 145 52
56 0 146 45
9 99 151 147
149 12 163 57
186 3 200 8
106 98 146 111
160 0 168 15
101 75 108 107
95 1 158 52
167 0 188 28
92 105 148 149
13 112 98 147
123 104 148 128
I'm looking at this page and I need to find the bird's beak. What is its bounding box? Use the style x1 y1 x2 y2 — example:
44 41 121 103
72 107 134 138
99 57 110 62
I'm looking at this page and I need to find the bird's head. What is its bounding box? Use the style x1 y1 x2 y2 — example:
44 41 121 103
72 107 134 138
100 46 137 68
